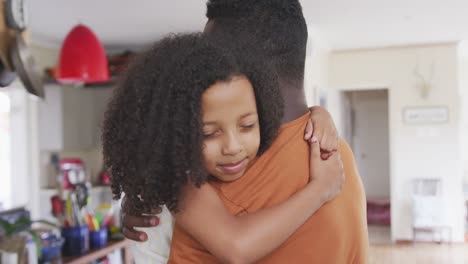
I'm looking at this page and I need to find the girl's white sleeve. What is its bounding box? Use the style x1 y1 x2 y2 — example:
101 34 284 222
130 205 174 264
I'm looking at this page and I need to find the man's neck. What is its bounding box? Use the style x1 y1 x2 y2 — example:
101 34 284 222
280 84 309 125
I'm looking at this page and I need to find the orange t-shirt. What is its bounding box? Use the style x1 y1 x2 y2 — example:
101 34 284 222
168 113 369 263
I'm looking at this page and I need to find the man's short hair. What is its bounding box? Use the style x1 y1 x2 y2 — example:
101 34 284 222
206 0 308 87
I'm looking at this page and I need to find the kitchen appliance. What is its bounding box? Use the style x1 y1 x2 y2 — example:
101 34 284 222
1 0 43 97
58 158 87 190
9 32 44 97
0 57 16 87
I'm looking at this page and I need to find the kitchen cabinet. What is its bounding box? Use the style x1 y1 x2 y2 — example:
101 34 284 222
38 84 113 151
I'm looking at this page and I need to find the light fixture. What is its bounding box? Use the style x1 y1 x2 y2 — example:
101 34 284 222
57 24 109 84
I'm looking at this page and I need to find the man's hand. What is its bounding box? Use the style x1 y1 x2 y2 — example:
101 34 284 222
304 106 339 160
121 196 161 241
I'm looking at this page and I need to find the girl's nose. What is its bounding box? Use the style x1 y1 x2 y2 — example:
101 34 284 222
221 133 243 156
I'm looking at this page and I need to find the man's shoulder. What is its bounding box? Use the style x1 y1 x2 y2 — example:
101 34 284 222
337 137 367 207
338 138 357 168
338 138 352 154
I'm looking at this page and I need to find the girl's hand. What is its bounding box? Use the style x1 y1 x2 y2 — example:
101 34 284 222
308 136 345 203
304 106 339 160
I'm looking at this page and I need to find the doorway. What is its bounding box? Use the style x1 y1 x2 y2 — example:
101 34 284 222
342 88 391 243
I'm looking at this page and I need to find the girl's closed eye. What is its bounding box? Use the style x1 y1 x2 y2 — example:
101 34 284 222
203 130 220 138
240 116 259 130
241 123 257 129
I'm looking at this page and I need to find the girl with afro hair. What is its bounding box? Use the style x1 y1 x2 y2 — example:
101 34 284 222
102 33 343 263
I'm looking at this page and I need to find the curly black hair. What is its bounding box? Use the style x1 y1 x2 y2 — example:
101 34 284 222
102 33 283 214
205 0 308 88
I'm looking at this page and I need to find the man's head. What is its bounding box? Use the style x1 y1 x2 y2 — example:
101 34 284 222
204 0 308 89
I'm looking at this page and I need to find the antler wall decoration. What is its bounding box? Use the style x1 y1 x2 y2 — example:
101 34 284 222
413 60 435 99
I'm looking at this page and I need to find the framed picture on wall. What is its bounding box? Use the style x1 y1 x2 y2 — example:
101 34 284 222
403 106 449 124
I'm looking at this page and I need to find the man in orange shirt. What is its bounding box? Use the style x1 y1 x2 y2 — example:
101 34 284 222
124 0 368 263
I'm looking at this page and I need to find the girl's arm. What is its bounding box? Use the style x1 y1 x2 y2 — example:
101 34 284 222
118 107 338 243
175 139 344 264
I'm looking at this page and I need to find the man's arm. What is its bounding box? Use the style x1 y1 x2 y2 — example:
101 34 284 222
130 206 175 264
121 196 160 241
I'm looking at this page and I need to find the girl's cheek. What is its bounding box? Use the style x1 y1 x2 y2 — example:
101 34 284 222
202 142 215 162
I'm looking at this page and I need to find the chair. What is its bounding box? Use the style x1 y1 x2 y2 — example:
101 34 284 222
412 178 451 243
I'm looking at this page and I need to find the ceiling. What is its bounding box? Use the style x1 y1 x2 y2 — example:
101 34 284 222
29 0 468 50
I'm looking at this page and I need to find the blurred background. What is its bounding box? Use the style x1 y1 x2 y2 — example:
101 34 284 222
0 0 467 263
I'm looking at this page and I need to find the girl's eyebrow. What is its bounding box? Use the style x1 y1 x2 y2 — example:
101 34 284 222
240 112 257 118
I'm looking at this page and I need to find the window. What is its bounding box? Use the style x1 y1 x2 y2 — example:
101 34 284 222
0 91 11 209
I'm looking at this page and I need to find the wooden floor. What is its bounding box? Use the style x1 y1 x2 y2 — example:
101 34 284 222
368 225 468 264
368 225 392 244
369 243 468 264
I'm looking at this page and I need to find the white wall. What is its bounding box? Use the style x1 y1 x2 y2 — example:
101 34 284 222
7 45 58 218
328 44 465 242
458 42 468 186
30 44 59 71
304 27 331 107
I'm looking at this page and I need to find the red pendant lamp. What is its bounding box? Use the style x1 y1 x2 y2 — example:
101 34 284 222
57 24 109 84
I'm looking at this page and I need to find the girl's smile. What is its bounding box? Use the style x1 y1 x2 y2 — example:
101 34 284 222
217 158 249 175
